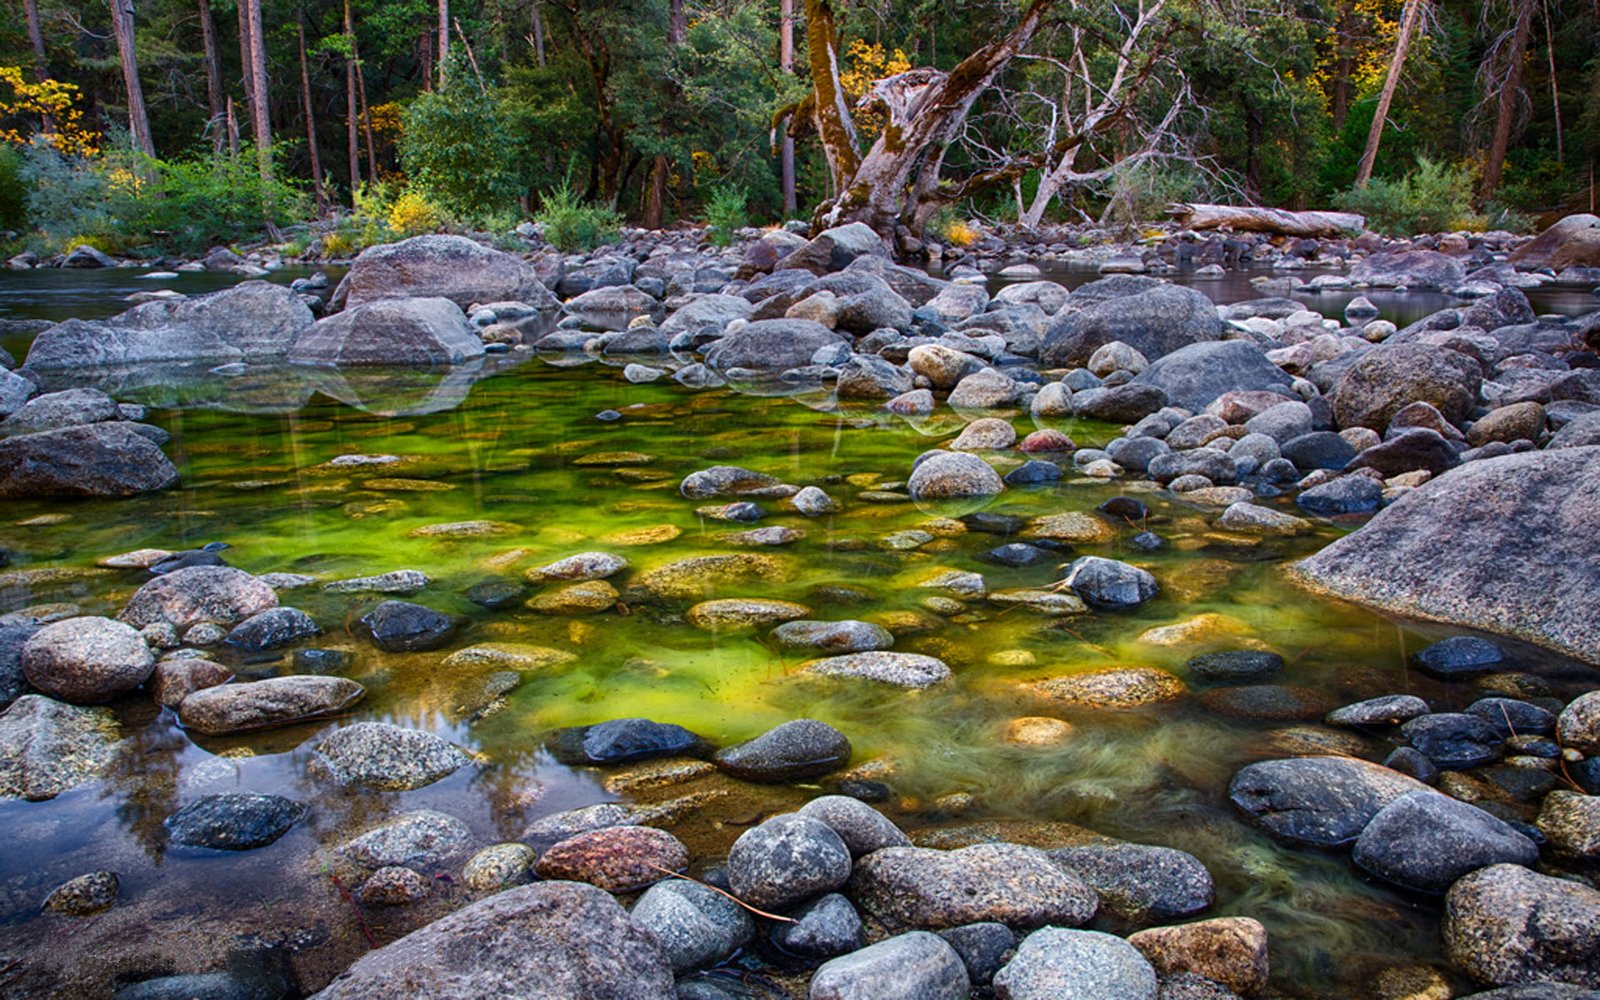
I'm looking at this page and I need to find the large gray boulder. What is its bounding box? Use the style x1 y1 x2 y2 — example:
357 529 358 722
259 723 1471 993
659 294 752 339
0 387 120 435
1332 344 1481 430
330 234 558 311
849 843 1098 930
1228 756 1432 848
1130 340 1295 412
289 297 485 367
0 423 179 498
810 931 968 1000
1509 213 1600 270
1352 791 1538 893
1349 250 1468 289
702 319 847 371
0 368 34 418
992 927 1158 1000
23 281 315 369
0 694 118 800
1041 284 1222 368
1290 447 1600 665
774 223 887 275
311 881 675 999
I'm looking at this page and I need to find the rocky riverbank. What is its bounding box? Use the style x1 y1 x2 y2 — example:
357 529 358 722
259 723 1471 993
0 215 1598 998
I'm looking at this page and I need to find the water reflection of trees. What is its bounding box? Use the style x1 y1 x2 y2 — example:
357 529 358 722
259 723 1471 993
99 703 186 864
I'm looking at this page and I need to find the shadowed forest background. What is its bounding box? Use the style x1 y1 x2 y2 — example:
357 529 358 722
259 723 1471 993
0 0 1597 256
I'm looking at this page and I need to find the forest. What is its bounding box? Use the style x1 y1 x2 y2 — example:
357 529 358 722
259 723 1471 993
0 0 1597 256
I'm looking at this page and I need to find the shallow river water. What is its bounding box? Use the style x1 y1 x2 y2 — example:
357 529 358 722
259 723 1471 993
0 264 1596 998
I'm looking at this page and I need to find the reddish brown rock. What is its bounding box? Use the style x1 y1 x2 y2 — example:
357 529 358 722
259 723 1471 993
534 826 688 892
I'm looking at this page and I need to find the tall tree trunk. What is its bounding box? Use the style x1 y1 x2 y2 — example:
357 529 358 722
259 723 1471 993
780 0 796 215
238 0 256 114
531 1 547 67
297 8 327 208
1542 0 1561 162
354 34 378 181
1354 0 1424 188
227 95 241 158
644 0 685 229
246 0 273 182
198 0 225 151
1328 4 1358 131
24 0 53 132
109 0 156 156
1479 0 1534 202
438 0 450 89
344 0 361 197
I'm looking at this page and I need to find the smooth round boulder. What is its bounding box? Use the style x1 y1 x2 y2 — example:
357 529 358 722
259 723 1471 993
809 931 968 1000
309 881 675 999
164 792 307 851
120 566 278 630
770 892 864 961
850 843 1098 931
358 600 457 652
630 878 755 973
727 814 851 910
992 927 1158 1000
770 620 893 653
178 676 365 735
546 717 706 766
1061 557 1157 610
1352 791 1538 893
312 722 469 791
908 451 1005 502
1126 917 1269 997
1443 864 1600 989
713 719 851 782
1049 843 1214 923
798 795 912 857
21 616 154 704
1228 756 1431 848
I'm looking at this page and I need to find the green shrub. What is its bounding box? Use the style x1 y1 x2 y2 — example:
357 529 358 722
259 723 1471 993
399 72 525 221
535 182 620 253
1334 157 1477 236
0 145 26 230
19 139 112 249
704 184 748 246
1101 161 1201 227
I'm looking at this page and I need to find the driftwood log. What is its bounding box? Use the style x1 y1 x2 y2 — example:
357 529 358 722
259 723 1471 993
1167 203 1366 238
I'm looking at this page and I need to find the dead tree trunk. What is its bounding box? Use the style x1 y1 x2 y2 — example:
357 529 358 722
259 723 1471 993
438 0 450 89
531 0 547 67
780 0 797 215
109 0 156 156
344 0 361 197
297 8 327 208
198 0 226 151
1479 0 1534 202
793 0 1058 242
246 0 273 182
1354 0 1425 188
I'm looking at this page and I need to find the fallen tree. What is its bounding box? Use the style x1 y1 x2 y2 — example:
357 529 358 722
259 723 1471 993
1167 203 1367 238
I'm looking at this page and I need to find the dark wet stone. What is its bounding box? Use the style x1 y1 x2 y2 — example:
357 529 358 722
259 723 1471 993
113 969 287 1000
1412 636 1506 679
1352 791 1538 893
630 878 755 973
292 648 352 674
850 843 1098 930
1295 475 1382 516
358 600 456 652
165 792 307 850
1050 843 1215 923
1279 432 1356 471
149 545 229 575
548 718 708 766
713 719 851 783
809 931 968 1000
728 814 851 910
1186 651 1284 683
1228 756 1431 848
1129 531 1165 551
1061 556 1157 610
992 927 1158 1000
1383 746 1440 784
1467 697 1556 737
43 870 119 915
0 622 37 708
1349 428 1462 477
226 608 320 651
311 881 675 999
1443 863 1600 989
1098 496 1150 522
980 543 1053 567
769 892 864 962
312 722 469 791
1198 685 1334 722
1004 460 1061 486
0 423 180 498
961 513 1027 535
1402 712 1505 769
937 922 1015 987
465 577 523 609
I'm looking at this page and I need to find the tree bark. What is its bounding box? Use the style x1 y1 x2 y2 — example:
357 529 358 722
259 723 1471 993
198 0 225 150
1479 0 1534 202
344 0 361 197
24 0 54 132
438 0 450 89
1354 0 1424 188
531 0 547 67
109 0 156 156
1169 203 1367 237
351 17 379 182
800 0 1059 239
780 0 796 215
644 0 686 229
246 0 273 181
297 8 327 208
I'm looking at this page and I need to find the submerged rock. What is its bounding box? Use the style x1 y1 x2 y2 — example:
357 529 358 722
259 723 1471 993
164 792 307 850
1030 667 1185 710
770 620 894 653
43 870 120 916
310 881 674 999
0 694 117 800
358 600 457 651
547 718 707 766
312 722 469 791
800 651 952 689
713 718 851 782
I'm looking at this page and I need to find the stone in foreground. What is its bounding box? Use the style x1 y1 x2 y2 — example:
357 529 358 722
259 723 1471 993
808 931 969 1000
992 927 1158 1000
0 424 179 498
178 676 364 735
311 881 675 999
1442 864 1600 989
850 843 1098 930
1228 756 1431 848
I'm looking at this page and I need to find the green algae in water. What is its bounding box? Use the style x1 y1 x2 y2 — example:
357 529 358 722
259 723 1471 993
0 359 1559 997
